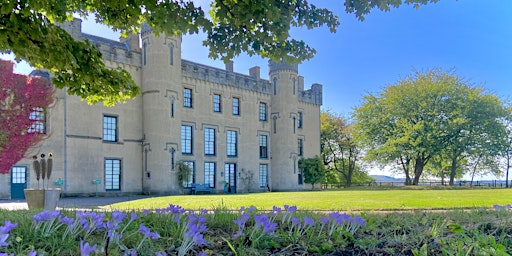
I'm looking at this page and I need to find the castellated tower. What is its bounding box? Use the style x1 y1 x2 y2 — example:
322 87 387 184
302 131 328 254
140 24 183 194
268 61 301 191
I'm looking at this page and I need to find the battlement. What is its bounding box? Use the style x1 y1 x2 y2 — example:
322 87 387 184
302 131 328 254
81 33 142 67
299 83 322 105
181 60 272 94
268 60 298 73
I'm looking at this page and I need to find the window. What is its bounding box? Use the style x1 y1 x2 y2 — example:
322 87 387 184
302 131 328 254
259 102 267 121
183 88 192 108
213 94 221 112
298 111 303 129
103 115 118 142
11 166 27 185
272 115 277 134
292 78 296 95
232 97 240 116
181 125 193 154
298 138 304 156
204 162 215 188
105 159 121 191
142 42 147 66
169 43 174 65
226 130 237 157
204 128 215 156
182 161 195 188
273 77 277 95
259 164 268 188
259 135 268 159
298 168 303 185
28 107 46 134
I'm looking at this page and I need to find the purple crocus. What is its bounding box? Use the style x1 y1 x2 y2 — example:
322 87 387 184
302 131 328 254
0 220 17 247
33 210 60 223
139 224 160 240
303 216 315 227
79 240 97 256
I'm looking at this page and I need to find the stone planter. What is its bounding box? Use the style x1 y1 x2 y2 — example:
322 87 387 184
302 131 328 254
24 189 61 210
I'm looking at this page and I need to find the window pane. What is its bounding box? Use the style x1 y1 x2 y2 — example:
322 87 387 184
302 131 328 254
184 88 192 108
204 128 215 155
259 164 268 188
259 103 267 121
105 159 121 191
227 131 237 157
259 135 267 159
204 162 215 188
232 98 240 116
103 116 117 142
181 125 193 154
213 94 221 112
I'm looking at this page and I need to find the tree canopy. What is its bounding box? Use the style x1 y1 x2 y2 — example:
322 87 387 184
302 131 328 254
353 68 508 185
0 0 439 106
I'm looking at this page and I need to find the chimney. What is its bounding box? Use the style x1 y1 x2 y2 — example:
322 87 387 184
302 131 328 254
249 66 260 80
225 61 234 72
120 33 140 52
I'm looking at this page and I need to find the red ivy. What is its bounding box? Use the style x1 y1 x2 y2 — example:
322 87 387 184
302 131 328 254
0 60 54 174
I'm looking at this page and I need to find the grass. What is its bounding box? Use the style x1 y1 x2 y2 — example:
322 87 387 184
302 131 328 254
1 188 511 255
108 187 512 211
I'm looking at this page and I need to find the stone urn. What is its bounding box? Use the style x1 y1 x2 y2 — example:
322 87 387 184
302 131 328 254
24 153 61 210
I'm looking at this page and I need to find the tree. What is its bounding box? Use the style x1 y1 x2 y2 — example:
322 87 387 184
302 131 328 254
353 68 508 185
321 110 364 187
0 60 54 174
298 157 325 189
0 0 438 106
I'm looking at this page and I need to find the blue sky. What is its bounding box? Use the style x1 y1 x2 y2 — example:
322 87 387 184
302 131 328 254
3 1 511 116
2 1 511 178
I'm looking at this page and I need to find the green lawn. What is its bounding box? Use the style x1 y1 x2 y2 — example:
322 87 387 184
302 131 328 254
109 188 512 211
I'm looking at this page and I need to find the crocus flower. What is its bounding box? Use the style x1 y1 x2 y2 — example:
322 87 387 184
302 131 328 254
80 240 97 256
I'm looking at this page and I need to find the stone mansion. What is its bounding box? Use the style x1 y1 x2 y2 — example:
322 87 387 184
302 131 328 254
0 19 323 199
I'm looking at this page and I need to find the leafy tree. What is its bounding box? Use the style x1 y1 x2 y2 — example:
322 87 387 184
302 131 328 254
353 68 508 185
321 110 364 187
1 0 438 105
0 60 54 174
298 156 325 189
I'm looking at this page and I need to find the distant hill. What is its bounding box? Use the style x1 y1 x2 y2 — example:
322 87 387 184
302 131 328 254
371 175 405 183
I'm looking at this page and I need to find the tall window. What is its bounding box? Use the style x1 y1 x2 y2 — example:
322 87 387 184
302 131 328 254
28 107 46 134
259 135 268 159
204 162 215 188
226 130 237 157
298 111 303 129
292 78 296 95
103 115 118 142
169 43 174 65
105 159 121 191
181 125 193 154
259 102 267 121
183 161 195 188
232 97 240 116
298 168 303 185
273 77 277 95
204 128 215 156
298 138 304 156
183 88 192 108
213 94 221 112
259 164 268 188
142 42 147 66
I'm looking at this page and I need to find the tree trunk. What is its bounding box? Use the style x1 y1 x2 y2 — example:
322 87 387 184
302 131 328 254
412 158 425 185
399 157 412 185
469 155 481 186
449 153 457 186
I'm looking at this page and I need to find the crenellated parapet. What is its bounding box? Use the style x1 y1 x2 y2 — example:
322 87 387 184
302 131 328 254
299 83 322 105
181 60 271 94
268 60 298 73
81 34 142 67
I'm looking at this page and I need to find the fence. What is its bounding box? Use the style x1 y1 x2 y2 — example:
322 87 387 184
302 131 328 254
322 180 512 189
